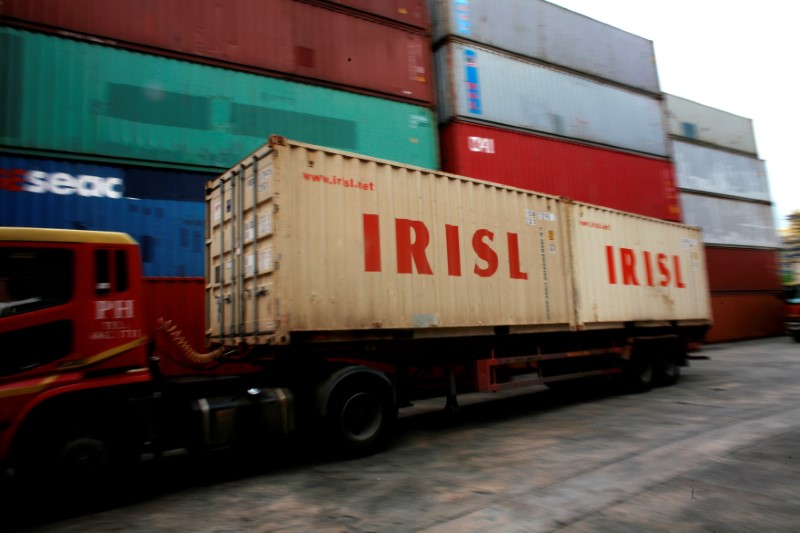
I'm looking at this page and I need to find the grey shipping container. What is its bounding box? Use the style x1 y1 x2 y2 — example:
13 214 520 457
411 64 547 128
429 0 660 94
673 140 770 202
679 192 780 248
435 41 669 157
665 94 758 155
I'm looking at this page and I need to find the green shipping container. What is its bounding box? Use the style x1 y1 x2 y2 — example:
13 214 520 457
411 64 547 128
0 27 438 171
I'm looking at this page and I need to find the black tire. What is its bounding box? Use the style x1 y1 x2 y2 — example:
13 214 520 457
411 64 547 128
15 414 136 510
654 353 681 386
793 333 800 343
325 380 395 458
624 353 654 393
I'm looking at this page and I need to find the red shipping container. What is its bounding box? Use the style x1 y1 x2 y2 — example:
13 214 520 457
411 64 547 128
706 292 784 343
705 247 782 293
324 0 429 29
439 121 681 222
0 0 434 104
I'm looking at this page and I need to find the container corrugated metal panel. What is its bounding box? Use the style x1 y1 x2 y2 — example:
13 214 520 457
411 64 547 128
435 41 669 157
706 292 784 343
673 140 770 201
0 0 434 104
679 192 780 248
0 28 438 171
205 137 709 345
325 0 429 28
440 121 681 221
0 154 210 276
569 203 710 327
705 247 782 292
429 0 660 93
665 94 758 155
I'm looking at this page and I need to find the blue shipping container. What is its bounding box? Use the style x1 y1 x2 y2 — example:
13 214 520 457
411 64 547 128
0 154 213 276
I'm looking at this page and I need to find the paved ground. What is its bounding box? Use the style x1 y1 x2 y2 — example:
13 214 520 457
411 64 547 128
12 336 800 532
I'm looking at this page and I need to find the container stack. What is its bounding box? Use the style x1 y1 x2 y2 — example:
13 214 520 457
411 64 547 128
665 94 783 342
428 0 680 221
0 0 438 348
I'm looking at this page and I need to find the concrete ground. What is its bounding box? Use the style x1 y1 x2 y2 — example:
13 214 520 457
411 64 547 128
12 336 800 532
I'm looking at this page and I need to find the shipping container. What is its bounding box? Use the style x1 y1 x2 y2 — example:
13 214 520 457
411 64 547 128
324 0 429 29
435 40 669 157
0 0 434 104
205 137 709 345
0 154 211 276
705 247 782 292
429 0 660 94
706 292 784 343
665 94 758 155
679 192 780 248
0 28 438 171
673 140 770 201
439 120 681 221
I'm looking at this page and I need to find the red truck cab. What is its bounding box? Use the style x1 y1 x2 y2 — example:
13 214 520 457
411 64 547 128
0 228 153 472
784 283 800 342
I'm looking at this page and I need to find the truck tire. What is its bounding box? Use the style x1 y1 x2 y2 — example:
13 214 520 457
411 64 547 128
14 408 138 510
325 378 395 458
624 352 654 393
654 353 681 386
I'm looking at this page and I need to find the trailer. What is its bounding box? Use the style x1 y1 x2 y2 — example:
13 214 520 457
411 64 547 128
0 137 711 502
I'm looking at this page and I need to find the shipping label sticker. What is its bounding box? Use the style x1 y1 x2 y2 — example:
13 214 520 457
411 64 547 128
213 201 221 222
468 136 495 154
259 212 273 236
550 244 556 254
259 168 272 194
539 211 556 222
245 218 255 242
245 254 255 276
681 238 698 248
464 49 482 114
259 248 273 272
455 0 472 35
525 209 537 226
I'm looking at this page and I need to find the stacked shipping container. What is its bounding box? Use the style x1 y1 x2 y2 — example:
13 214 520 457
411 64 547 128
665 94 782 341
1 1 438 349
429 0 680 221
1 1 781 344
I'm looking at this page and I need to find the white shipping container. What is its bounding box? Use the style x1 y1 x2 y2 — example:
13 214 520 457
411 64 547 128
206 137 710 345
673 140 770 201
435 41 669 157
665 94 758 155
679 192 780 248
429 0 660 94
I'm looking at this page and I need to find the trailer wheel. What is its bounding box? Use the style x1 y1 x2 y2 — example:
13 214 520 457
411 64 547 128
325 378 395 457
654 353 681 386
624 353 654 393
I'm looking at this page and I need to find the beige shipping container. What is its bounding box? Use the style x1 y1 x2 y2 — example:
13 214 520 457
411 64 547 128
206 137 710 346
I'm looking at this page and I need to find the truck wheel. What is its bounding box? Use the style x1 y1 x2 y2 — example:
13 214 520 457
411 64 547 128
624 353 654 393
654 353 681 386
15 417 133 509
326 380 395 457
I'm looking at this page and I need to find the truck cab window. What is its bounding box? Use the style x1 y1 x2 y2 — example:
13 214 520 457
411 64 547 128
95 249 129 295
0 248 73 317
